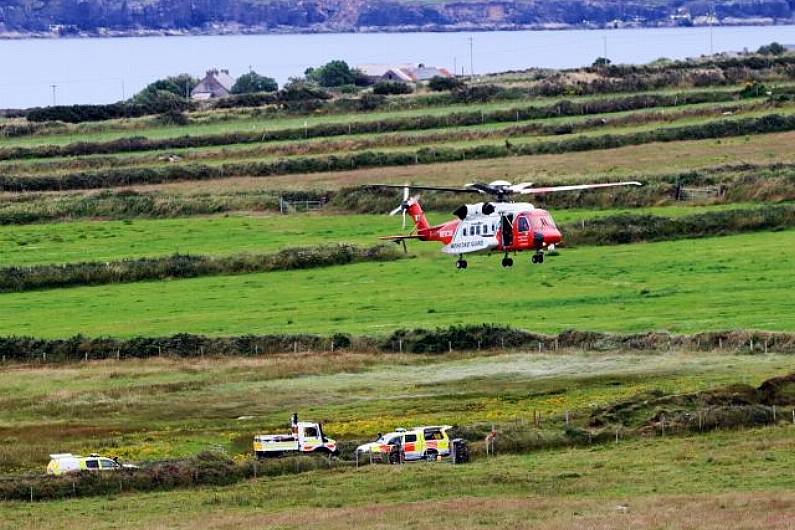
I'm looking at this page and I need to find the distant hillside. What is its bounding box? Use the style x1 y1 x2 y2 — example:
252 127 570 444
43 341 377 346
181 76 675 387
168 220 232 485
0 0 794 37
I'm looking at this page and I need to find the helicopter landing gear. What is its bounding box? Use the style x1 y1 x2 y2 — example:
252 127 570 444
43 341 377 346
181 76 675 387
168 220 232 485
455 256 468 270
531 252 544 264
501 255 513 268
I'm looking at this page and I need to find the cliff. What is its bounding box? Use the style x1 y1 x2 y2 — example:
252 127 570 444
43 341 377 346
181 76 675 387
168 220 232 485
0 0 793 37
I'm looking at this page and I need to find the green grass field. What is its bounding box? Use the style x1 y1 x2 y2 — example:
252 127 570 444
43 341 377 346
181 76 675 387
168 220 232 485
3 61 795 530
0 203 767 267
4 426 795 529
2 348 794 529
0 229 792 337
1 347 791 471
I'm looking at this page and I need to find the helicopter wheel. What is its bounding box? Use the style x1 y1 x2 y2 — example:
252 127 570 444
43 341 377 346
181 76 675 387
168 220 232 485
456 258 468 270
532 252 544 264
501 257 513 268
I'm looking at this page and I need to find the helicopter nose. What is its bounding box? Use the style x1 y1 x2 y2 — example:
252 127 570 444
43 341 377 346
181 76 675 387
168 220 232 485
545 229 562 245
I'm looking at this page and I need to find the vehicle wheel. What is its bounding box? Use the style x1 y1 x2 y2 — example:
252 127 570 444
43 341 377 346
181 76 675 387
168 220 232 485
531 255 538 264
424 450 439 462
314 447 331 456
388 448 402 465
501 257 513 268
461 260 468 269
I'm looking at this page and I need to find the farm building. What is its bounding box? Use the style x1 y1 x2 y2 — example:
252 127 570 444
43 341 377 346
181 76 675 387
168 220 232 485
191 69 234 100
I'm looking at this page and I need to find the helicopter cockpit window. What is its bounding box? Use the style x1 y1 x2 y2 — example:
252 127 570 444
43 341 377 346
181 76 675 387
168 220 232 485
518 217 530 232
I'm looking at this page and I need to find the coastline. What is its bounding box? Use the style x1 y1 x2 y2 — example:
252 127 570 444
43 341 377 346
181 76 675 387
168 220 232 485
1 18 792 40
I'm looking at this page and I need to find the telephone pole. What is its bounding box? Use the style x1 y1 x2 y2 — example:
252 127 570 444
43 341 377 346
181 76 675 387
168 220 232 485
468 36 474 76
50 84 57 106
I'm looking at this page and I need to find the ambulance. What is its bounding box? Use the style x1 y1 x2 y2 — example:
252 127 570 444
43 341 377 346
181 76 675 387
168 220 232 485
46 453 138 476
355 425 452 462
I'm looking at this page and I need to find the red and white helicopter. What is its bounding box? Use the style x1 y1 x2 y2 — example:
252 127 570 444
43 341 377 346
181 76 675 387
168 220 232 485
372 180 641 269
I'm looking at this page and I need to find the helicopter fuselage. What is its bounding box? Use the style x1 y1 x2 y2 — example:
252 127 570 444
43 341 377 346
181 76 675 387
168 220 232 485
408 201 562 255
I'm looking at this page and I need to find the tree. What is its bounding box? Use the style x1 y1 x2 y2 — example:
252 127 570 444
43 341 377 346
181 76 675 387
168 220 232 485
757 42 786 56
305 60 358 87
231 72 278 94
428 75 464 92
132 74 198 105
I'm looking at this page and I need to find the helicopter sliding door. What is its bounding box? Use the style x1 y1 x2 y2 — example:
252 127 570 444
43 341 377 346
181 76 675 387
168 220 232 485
500 214 514 248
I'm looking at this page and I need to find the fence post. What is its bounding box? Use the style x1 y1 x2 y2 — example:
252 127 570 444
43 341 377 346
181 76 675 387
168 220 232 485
773 405 777 422
399 339 403 353
661 415 665 437
448 341 452 353
565 410 569 425
30 486 33 503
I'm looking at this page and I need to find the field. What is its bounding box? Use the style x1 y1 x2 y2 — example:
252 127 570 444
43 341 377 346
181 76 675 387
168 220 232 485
2 54 795 528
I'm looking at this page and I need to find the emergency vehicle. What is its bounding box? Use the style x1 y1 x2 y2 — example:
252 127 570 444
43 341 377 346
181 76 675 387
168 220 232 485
356 425 452 462
46 453 138 476
253 414 338 458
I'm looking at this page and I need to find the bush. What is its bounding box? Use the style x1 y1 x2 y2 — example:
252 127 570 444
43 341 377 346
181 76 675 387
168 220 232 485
372 81 413 95
757 42 786 56
428 76 464 91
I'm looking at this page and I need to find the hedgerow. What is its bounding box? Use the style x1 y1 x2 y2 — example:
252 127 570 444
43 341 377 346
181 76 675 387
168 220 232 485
0 451 349 501
0 243 401 292
1 325 792 365
3 112 793 192
562 204 795 246
0 89 739 162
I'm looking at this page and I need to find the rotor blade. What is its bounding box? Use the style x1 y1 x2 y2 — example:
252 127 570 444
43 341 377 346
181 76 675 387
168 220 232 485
516 181 642 194
367 184 476 194
466 183 500 194
389 205 403 216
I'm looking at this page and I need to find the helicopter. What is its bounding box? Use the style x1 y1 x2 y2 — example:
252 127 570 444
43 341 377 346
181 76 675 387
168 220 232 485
370 180 641 269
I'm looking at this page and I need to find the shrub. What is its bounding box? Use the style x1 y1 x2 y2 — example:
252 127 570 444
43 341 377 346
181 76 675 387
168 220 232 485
372 81 413 95
428 76 465 91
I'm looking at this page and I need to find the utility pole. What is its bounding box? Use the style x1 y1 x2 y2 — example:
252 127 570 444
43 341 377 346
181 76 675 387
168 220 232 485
121 79 125 100
453 57 457 77
709 24 714 55
50 84 57 106
468 36 474 76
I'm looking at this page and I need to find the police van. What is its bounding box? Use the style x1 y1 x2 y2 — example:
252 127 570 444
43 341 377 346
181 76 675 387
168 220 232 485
356 425 452 462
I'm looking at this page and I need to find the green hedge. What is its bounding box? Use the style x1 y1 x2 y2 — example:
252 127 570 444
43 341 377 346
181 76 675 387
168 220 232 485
1 325 793 364
0 451 350 502
0 243 400 293
0 89 737 162
562 204 795 246
4 112 794 193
